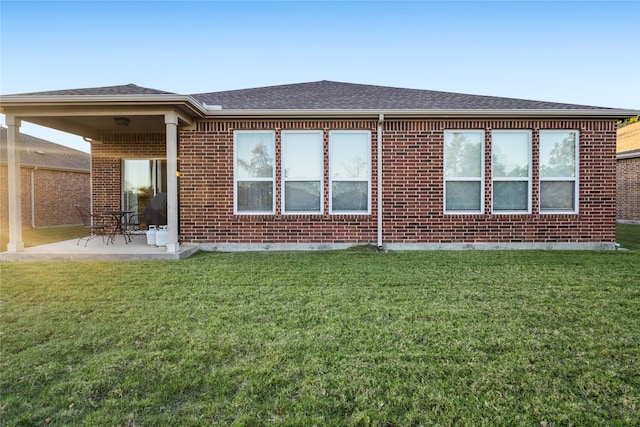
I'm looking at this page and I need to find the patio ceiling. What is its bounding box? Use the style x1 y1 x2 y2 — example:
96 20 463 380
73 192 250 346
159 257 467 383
18 113 167 139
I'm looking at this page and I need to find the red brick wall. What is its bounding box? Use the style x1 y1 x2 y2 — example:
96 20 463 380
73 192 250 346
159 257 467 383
0 165 90 229
91 133 165 214
175 119 617 245
617 155 640 220
179 120 378 245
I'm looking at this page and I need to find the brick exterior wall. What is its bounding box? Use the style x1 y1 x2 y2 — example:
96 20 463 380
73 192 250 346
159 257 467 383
89 119 617 247
617 121 640 153
0 165 90 229
617 155 640 220
91 133 166 214
179 119 617 246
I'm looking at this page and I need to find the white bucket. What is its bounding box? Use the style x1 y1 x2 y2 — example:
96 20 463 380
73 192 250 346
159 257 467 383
155 225 168 247
146 225 157 246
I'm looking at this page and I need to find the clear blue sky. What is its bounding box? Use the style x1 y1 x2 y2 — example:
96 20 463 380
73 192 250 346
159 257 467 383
1 0 639 152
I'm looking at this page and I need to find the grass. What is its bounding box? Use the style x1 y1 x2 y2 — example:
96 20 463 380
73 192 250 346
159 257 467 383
1 226 639 426
617 222 640 251
0 226 87 251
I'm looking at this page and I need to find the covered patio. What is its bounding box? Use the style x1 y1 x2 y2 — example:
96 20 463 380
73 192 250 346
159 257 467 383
0 233 199 262
1 85 206 255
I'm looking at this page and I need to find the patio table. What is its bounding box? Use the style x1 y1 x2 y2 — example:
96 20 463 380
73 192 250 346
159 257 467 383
104 210 133 245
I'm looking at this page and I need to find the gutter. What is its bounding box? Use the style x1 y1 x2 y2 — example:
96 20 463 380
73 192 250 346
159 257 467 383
0 94 208 117
201 108 640 120
0 163 90 174
617 149 640 160
377 114 384 249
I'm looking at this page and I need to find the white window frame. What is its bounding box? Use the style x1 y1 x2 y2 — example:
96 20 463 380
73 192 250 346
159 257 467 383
443 130 485 214
329 130 372 215
234 130 276 215
281 130 324 215
491 130 532 214
539 130 579 214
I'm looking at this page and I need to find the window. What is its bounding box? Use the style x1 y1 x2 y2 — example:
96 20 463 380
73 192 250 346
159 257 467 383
492 131 531 213
539 130 579 213
282 131 323 213
122 158 166 226
234 131 275 213
329 131 371 213
444 131 484 213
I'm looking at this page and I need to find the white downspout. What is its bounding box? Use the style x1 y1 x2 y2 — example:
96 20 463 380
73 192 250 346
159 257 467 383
377 114 384 249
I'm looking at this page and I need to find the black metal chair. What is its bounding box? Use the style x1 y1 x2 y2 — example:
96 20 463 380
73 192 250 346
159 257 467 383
76 205 107 246
125 206 143 235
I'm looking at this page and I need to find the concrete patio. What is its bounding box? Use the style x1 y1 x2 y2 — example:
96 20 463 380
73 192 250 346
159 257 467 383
0 233 199 262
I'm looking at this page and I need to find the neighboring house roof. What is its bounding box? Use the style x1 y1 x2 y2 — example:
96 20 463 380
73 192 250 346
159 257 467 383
191 80 609 111
0 127 90 172
617 120 640 153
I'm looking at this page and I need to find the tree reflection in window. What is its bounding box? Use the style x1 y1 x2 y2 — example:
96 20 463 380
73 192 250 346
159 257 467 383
329 131 371 213
444 131 484 212
235 132 275 213
540 131 578 212
237 143 273 178
492 131 531 213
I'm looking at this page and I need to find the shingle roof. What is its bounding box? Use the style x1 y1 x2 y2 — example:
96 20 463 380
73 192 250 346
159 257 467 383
4 80 617 111
12 83 175 96
0 127 90 171
191 80 607 110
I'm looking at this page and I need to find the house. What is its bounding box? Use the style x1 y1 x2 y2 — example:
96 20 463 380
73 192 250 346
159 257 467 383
617 120 640 221
0 127 90 230
1 81 637 253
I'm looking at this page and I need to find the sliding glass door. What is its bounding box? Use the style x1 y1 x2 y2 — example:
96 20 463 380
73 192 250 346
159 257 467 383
123 159 167 228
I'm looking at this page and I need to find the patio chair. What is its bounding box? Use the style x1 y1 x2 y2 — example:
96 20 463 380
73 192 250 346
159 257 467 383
76 205 107 246
125 206 143 235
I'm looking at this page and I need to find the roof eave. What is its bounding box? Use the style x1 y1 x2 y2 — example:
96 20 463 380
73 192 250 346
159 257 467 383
0 94 208 116
2 94 636 120
202 108 640 119
617 149 640 160
0 162 91 173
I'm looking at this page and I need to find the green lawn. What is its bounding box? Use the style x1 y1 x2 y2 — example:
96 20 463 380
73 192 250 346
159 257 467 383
0 226 87 251
617 222 640 251
1 227 639 426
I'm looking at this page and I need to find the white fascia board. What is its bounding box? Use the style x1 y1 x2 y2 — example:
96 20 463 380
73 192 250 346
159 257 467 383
0 94 207 116
203 108 640 119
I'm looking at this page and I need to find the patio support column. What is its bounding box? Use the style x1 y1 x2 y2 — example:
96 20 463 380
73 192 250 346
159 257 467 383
165 112 180 253
6 115 24 252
